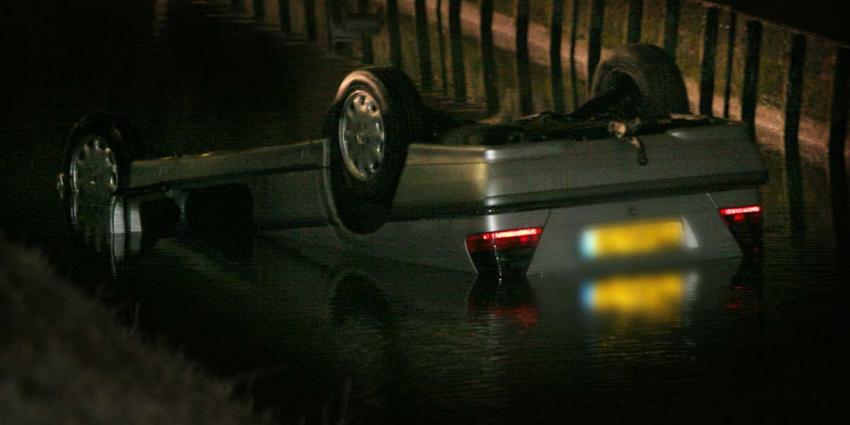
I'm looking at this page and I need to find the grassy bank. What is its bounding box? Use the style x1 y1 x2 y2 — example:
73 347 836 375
0 233 267 425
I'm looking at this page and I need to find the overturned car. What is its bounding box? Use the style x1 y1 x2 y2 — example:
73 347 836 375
58 44 767 276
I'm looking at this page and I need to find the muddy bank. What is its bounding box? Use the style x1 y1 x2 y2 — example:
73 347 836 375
0 233 268 425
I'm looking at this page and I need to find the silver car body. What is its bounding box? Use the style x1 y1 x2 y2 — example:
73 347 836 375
122 121 765 275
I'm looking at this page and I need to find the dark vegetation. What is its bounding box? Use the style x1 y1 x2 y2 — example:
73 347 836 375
0 233 267 425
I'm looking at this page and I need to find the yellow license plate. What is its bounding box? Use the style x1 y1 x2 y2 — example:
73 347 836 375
582 273 685 318
581 219 683 258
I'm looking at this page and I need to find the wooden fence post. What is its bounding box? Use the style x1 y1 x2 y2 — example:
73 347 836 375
436 0 448 95
663 0 681 58
357 0 373 63
699 7 719 115
303 0 317 41
829 47 850 248
569 0 581 109
386 0 402 68
722 11 736 118
627 0 643 44
588 0 604 82
279 0 291 33
741 20 762 130
551 0 566 113
481 0 499 112
254 0 265 18
784 34 807 233
414 0 433 90
449 0 466 102
517 0 533 114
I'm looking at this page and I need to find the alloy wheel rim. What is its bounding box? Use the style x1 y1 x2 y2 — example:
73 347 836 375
338 90 386 181
69 135 119 248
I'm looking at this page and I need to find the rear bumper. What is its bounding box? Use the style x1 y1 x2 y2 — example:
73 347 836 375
271 187 759 275
526 189 758 275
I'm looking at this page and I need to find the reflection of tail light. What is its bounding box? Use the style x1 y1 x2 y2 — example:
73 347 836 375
466 227 543 275
719 205 762 255
467 300 540 328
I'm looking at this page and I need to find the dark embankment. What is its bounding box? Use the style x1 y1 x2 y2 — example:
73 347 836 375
0 233 267 425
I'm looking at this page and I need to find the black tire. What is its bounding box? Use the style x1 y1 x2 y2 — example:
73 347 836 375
590 44 689 118
325 67 425 233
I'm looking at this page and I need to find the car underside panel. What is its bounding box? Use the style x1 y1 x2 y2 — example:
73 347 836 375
267 186 756 275
127 141 325 189
392 123 766 219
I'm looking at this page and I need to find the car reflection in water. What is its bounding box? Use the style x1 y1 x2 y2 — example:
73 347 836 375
73 216 762 424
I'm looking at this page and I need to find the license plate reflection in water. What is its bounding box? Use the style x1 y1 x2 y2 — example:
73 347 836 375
581 272 687 320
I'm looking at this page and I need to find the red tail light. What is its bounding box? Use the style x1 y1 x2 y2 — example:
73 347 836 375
466 227 543 275
719 205 762 255
719 205 762 222
466 227 543 253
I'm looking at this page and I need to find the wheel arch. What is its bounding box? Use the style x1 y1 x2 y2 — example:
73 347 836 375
66 111 144 157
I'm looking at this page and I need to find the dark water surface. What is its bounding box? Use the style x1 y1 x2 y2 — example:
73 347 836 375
2 1 850 424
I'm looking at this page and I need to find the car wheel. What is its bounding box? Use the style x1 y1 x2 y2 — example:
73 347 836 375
58 113 147 250
326 67 425 233
590 43 689 119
